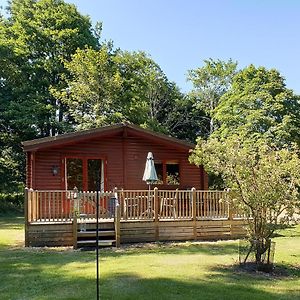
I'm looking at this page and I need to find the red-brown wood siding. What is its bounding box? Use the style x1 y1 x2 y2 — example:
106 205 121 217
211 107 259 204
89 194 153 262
26 152 32 188
35 151 62 190
30 131 205 190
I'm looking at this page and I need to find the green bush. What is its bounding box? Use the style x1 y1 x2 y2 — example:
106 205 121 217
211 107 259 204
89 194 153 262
0 193 24 214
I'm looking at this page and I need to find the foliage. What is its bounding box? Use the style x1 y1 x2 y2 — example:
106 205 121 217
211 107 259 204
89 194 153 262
0 0 98 192
0 192 24 213
190 135 300 265
213 65 300 147
188 58 238 135
55 46 123 129
58 48 198 141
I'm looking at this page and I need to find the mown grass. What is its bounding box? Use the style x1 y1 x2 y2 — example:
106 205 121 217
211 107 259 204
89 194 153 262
0 215 299 300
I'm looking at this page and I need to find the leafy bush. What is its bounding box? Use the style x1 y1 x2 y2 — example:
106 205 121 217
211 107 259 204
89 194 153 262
0 193 24 214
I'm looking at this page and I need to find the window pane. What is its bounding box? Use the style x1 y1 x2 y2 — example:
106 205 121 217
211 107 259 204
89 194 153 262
166 163 180 185
67 158 83 190
154 163 164 184
88 159 101 191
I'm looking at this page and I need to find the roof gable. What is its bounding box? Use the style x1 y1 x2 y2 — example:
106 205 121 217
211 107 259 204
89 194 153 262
22 123 194 152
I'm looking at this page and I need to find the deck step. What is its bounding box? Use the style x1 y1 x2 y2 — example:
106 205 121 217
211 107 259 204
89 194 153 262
77 239 116 247
77 230 115 238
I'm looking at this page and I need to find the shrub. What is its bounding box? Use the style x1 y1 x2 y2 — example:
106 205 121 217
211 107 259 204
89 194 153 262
0 193 24 214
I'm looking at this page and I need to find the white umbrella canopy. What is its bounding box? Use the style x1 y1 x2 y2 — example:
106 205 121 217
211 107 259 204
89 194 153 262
142 152 158 218
143 152 158 184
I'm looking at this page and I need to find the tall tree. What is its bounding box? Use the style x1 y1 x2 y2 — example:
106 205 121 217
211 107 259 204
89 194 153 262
59 49 195 140
188 58 237 136
1 0 98 136
57 46 123 129
190 64 300 268
213 65 300 147
0 0 98 191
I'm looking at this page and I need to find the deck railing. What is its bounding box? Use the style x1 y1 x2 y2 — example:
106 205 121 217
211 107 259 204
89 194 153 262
25 188 240 223
26 189 116 222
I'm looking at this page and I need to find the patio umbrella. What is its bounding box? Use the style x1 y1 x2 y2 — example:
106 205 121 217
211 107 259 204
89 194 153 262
143 152 158 217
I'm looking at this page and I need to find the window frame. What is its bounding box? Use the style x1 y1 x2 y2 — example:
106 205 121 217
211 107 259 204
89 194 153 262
154 160 181 186
62 155 106 191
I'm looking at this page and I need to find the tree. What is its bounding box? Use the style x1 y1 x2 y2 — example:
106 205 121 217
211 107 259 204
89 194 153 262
213 65 300 147
0 0 98 191
190 135 300 268
187 58 238 136
56 46 123 129
59 49 195 140
190 64 300 269
1 0 99 136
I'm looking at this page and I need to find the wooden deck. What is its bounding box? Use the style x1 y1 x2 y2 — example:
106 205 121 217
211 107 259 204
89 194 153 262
25 188 247 248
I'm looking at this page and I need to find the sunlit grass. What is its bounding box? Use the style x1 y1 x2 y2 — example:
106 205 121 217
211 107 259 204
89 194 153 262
0 215 299 300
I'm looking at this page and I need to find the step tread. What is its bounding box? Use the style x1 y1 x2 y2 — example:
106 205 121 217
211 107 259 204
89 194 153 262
77 230 115 237
77 239 116 246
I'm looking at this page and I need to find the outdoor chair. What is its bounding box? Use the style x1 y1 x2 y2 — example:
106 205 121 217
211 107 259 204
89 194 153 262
160 191 178 219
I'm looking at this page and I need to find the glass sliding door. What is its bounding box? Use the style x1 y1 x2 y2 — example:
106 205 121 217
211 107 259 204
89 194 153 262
66 158 83 190
65 157 104 191
88 159 102 191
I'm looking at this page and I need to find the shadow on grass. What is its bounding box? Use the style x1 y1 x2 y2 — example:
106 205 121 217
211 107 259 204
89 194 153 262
272 224 300 238
1 250 299 300
1 218 299 299
209 262 300 281
0 215 24 230
100 271 300 300
99 240 240 258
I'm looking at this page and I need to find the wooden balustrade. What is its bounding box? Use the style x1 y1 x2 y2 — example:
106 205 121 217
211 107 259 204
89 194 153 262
27 189 115 222
118 190 153 220
195 190 229 219
26 188 237 223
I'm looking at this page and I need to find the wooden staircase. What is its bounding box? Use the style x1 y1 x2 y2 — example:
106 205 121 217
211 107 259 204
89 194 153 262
73 219 119 249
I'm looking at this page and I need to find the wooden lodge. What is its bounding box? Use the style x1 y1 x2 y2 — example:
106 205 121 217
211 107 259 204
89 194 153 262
22 123 247 248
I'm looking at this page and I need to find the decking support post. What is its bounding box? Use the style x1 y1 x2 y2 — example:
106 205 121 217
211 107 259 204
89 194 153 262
73 215 78 250
191 187 197 240
228 200 234 237
114 188 121 247
154 187 159 241
24 188 29 247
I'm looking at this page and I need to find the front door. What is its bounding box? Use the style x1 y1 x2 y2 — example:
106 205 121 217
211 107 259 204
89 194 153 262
64 157 105 191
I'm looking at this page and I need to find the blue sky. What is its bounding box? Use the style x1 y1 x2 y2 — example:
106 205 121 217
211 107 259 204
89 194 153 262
2 0 299 94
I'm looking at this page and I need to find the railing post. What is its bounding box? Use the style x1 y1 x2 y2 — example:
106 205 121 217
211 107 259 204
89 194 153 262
24 188 29 247
191 187 197 240
154 187 159 241
227 192 234 237
73 214 78 250
114 191 121 247
121 188 125 220
35 190 39 221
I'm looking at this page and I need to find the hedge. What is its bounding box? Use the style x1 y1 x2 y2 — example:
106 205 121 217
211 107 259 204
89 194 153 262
0 193 24 214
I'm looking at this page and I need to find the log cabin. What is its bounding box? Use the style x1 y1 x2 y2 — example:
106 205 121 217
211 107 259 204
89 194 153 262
22 123 246 248
22 123 208 191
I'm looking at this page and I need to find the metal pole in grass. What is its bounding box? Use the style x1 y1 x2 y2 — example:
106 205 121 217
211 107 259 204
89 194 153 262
96 172 100 300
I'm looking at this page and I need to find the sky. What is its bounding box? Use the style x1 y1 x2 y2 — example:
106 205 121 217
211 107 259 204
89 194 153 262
1 0 300 94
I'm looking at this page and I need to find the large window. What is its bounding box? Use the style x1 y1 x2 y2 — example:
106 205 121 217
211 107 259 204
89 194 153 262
66 158 83 190
66 158 104 191
155 161 180 185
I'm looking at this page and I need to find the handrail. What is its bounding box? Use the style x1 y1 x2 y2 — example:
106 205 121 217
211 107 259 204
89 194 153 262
26 188 234 223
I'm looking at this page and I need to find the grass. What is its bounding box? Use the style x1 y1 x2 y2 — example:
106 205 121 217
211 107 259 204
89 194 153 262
0 216 299 300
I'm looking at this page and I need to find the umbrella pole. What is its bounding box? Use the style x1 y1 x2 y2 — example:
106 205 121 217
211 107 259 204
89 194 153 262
148 184 151 218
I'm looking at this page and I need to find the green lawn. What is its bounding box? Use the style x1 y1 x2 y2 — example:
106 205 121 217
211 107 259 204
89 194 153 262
0 216 299 300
